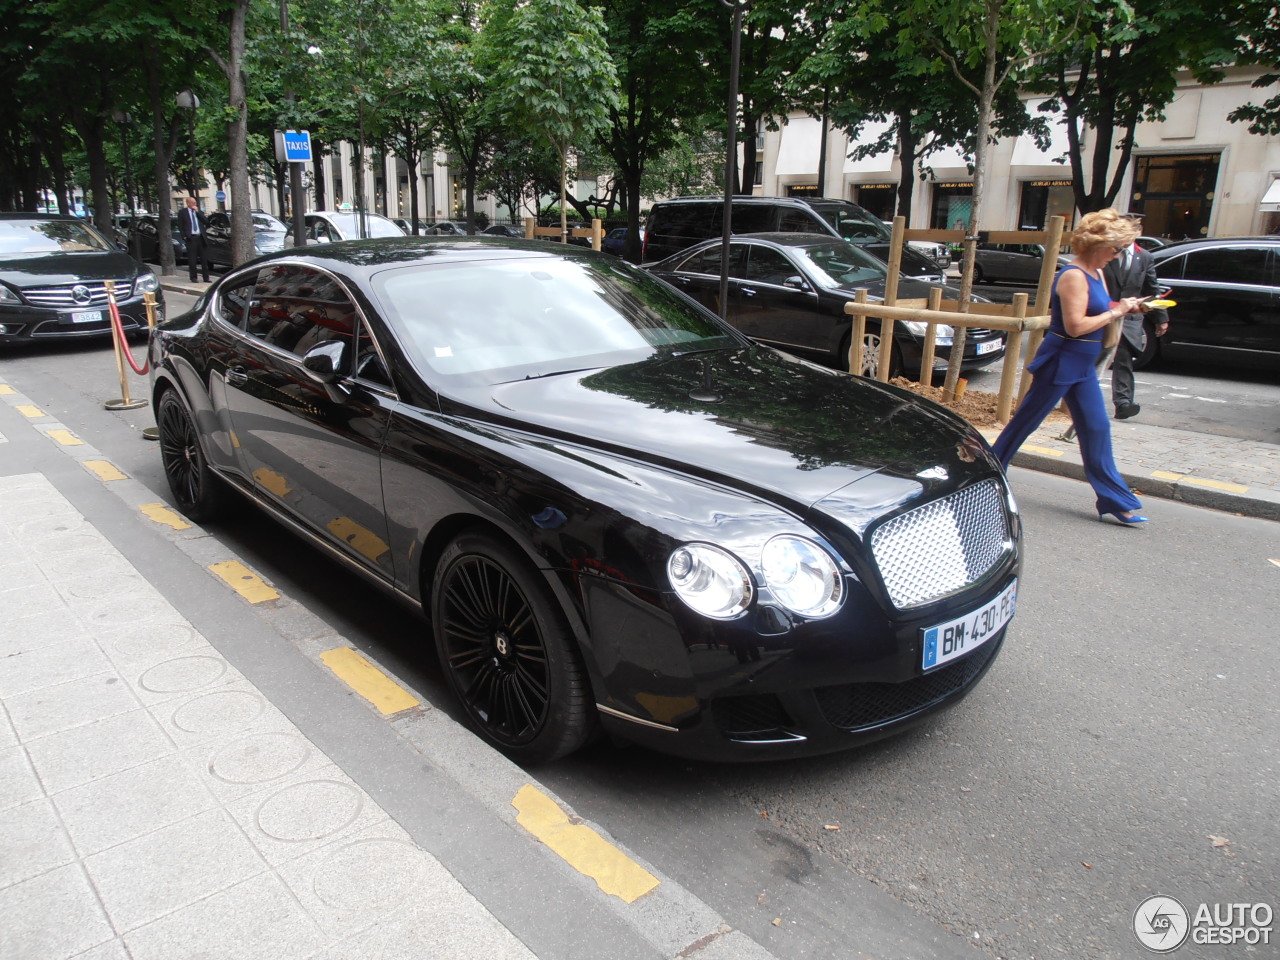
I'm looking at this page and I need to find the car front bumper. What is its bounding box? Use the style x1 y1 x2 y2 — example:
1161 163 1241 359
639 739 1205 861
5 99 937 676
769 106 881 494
0 297 162 342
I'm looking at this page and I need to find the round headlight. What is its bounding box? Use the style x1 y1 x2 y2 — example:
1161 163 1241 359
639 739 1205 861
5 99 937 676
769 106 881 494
667 543 753 619
760 536 843 618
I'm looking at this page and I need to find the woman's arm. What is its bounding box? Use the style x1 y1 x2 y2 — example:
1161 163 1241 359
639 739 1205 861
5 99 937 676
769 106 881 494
1059 269 1140 337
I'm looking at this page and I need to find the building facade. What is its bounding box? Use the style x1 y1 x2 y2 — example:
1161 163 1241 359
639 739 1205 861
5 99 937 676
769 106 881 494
759 67 1280 240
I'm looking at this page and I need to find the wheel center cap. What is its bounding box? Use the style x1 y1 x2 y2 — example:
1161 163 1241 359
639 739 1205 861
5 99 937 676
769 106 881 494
494 632 510 657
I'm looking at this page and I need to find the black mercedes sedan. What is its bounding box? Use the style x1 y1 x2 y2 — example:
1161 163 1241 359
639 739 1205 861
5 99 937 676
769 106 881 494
150 237 1021 763
0 214 162 344
645 234 1006 379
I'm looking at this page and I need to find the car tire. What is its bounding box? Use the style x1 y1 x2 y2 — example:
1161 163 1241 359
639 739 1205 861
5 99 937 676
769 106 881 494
156 389 225 523
1133 317 1160 370
842 329 903 380
432 531 596 764
971 263 985 284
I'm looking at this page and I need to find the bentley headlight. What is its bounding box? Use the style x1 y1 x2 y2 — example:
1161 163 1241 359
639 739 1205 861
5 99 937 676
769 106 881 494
760 535 843 618
668 544 753 619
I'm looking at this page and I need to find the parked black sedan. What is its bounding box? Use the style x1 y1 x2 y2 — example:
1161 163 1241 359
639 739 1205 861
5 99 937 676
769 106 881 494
204 211 289 267
1143 237 1280 369
646 234 1006 379
131 215 186 264
0 213 162 344
150 237 1021 763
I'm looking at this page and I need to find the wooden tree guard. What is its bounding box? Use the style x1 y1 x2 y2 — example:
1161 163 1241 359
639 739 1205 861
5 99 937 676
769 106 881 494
523 217 604 251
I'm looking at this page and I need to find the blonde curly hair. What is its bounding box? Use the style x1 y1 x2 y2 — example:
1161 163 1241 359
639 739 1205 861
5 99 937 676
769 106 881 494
1070 208 1141 255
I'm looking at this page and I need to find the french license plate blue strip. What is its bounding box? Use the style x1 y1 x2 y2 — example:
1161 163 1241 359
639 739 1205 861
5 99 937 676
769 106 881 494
921 579 1017 672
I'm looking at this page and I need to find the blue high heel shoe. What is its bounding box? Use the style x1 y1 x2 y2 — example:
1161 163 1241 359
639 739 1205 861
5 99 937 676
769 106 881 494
1099 511 1148 525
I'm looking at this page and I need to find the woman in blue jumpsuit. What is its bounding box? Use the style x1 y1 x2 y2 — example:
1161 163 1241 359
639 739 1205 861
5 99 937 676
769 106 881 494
992 209 1149 524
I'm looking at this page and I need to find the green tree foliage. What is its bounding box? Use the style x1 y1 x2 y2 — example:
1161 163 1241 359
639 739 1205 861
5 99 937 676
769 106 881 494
490 0 620 239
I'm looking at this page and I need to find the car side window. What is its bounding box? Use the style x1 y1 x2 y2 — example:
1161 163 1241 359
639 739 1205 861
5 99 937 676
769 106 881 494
744 247 798 286
215 275 257 329
731 206 775 233
245 264 358 362
678 244 747 277
778 210 818 233
1181 247 1272 286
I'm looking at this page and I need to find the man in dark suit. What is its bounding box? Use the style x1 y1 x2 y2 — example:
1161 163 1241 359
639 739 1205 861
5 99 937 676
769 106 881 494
177 196 211 283
1102 214 1169 419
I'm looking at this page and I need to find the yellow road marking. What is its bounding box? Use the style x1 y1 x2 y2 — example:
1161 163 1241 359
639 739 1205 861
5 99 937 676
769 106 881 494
0 385 16 395
326 517 390 563
83 460 128 482
512 784 660 903
46 429 83 446
319 647 420 714
1152 470 1183 481
209 560 280 603
139 502 192 530
1020 444 1064 457
1182 477 1248 494
253 467 291 497
17 404 45 418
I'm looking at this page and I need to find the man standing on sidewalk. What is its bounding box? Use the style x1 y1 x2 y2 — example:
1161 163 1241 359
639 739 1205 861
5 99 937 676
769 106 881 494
1102 213 1168 419
178 196 212 283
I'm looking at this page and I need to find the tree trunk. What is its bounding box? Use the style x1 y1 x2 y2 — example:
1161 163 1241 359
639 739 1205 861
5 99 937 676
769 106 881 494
895 114 918 220
313 140 327 211
942 0 1001 400
145 48 176 276
227 0 253 264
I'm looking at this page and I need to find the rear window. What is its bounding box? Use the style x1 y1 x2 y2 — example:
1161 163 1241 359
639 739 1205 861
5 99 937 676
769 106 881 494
1179 247 1272 286
651 204 717 236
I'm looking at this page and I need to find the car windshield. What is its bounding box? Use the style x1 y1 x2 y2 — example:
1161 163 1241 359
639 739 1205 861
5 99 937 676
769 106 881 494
372 256 740 383
252 214 287 233
330 213 403 238
0 219 112 258
795 241 886 289
810 205 893 243
861 242 944 278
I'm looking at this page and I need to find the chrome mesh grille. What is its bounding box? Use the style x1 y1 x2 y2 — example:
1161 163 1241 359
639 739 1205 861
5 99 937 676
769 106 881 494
870 479 1011 609
22 279 135 308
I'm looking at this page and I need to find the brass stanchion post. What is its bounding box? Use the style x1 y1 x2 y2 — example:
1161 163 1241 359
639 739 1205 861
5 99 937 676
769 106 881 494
103 280 148 412
141 291 161 440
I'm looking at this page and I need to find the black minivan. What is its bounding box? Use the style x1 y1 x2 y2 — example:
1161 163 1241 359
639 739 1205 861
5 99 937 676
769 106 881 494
642 195 948 280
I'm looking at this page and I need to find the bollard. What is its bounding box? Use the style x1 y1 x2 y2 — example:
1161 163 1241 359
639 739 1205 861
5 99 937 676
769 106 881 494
103 281 148 411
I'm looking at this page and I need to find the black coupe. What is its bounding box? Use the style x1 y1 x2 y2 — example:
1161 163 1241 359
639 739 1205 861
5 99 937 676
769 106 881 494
150 237 1021 763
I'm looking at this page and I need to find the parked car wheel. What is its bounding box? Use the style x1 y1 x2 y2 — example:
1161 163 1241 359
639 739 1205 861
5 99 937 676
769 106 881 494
842 329 903 380
1133 316 1161 370
971 263 985 284
157 391 225 522
432 531 596 764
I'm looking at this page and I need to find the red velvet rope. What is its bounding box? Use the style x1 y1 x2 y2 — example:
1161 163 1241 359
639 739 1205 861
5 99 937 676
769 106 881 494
107 293 150 376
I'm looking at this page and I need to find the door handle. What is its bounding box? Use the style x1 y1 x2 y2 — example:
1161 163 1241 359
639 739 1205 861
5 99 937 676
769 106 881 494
741 287 757 297
226 365 248 386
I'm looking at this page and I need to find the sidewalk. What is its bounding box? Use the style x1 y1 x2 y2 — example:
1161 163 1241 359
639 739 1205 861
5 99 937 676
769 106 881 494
0 385 777 959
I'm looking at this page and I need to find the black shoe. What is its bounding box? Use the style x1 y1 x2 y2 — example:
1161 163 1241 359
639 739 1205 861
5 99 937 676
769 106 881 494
1116 403 1140 420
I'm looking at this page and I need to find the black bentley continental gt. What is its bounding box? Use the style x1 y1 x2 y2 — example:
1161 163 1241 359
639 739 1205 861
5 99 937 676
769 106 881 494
150 237 1022 763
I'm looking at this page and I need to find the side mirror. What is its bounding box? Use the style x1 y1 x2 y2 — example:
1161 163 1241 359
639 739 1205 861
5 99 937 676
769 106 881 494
301 340 349 385
783 275 810 292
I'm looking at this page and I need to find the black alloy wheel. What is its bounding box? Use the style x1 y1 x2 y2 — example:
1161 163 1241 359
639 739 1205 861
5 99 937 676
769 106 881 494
971 263 985 283
156 390 224 523
432 532 594 764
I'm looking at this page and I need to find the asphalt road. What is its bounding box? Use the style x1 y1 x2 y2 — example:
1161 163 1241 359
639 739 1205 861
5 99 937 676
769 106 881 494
4 291 1277 960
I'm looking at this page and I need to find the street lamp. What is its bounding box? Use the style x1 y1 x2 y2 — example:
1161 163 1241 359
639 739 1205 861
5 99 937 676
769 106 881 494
175 89 200 199
717 0 751 320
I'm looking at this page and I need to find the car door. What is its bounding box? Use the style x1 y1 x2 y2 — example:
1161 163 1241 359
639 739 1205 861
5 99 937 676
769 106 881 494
1161 244 1279 354
218 261 399 578
731 244 829 354
657 243 747 316
204 213 232 265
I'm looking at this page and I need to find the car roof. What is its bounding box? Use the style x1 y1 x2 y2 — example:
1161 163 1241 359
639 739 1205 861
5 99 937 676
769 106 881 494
655 195 854 208
0 212 83 222
234 235 587 276
1151 236 1280 255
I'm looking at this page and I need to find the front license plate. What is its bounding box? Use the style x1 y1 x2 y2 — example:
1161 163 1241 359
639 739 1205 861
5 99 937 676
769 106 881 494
976 339 1000 355
70 310 103 324
921 579 1017 671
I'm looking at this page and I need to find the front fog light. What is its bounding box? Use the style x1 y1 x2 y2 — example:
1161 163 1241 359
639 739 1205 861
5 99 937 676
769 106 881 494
668 543 753 619
760 535 843 618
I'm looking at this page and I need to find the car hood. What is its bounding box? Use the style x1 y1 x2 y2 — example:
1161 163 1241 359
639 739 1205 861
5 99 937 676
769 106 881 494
448 347 983 510
0 250 144 286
